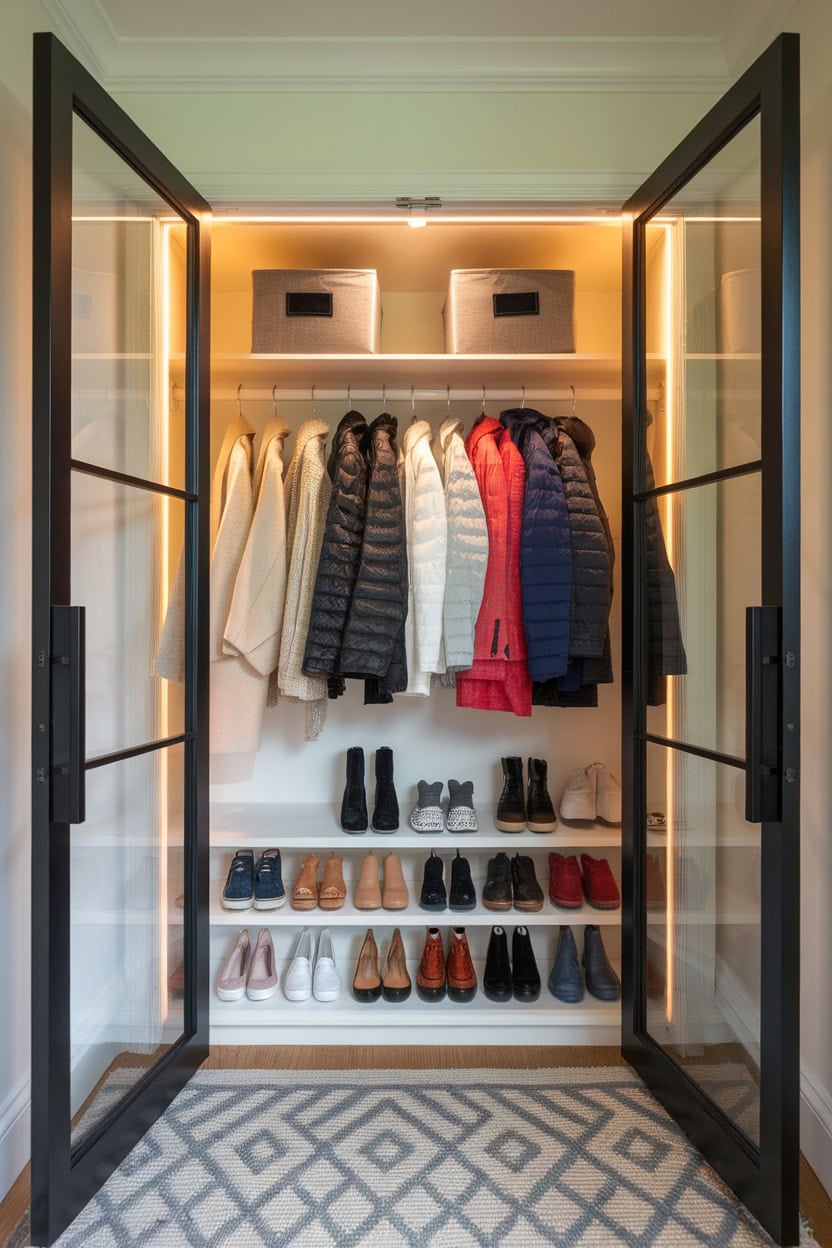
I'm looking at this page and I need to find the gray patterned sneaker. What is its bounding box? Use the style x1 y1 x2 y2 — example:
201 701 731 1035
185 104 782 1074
446 779 478 832
409 781 444 832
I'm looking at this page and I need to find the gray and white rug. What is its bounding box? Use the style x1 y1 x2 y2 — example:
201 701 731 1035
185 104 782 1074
44 1068 817 1246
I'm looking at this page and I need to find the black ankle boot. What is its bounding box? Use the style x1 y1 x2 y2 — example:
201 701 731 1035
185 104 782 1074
341 746 368 833
372 746 399 832
483 926 512 1002
419 850 447 912
449 850 476 911
496 757 526 832
527 758 557 833
511 926 541 1001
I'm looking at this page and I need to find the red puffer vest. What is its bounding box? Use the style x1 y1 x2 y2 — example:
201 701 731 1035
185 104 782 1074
456 418 531 716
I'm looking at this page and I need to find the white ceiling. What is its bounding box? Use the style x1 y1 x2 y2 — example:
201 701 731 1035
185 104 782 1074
41 0 797 93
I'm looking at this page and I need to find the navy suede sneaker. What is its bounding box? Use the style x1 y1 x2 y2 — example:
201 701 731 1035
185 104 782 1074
222 850 254 910
254 849 286 910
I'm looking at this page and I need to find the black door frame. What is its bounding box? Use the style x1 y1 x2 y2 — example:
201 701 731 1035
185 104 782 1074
31 32 211 1246
621 33 800 1246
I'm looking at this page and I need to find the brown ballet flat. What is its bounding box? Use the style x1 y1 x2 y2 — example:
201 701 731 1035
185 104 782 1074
318 852 347 910
291 855 320 911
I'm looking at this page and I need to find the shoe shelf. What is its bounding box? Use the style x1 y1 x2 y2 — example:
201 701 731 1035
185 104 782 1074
209 889 622 928
209 802 622 850
208 957 622 1047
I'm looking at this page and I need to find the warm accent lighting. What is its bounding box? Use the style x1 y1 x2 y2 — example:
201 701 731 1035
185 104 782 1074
407 215 428 229
663 221 676 1026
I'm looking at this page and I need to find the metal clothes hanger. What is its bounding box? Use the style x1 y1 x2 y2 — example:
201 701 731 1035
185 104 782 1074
272 385 279 418
521 385 526 409
311 385 318 418
410 385 417 423
237 383 244 417
570 384 576 418
347 384 352 410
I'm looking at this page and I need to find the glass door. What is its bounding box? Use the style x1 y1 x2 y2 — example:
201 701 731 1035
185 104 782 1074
31 34 210 1246
622 33 800 1246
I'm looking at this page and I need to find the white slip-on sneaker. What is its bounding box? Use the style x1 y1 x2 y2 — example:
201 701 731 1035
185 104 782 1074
284 928 314 1001
313 928 341 1002
594 764 622 825
216 929 250 1002
559 766 597 822
246 929 279 1001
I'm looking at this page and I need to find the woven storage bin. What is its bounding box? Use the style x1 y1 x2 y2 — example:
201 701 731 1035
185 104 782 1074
444 269 575 353
252 269 381 353
716 269 761 354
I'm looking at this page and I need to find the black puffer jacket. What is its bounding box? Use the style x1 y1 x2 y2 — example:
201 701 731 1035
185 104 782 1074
537 417 612 660
340 413 408 696
302 411 368 682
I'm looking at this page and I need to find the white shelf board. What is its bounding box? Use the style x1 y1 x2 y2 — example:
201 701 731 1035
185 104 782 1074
209 959 620 1030
210 888 621 928
210 352 622 389
210 802 622 850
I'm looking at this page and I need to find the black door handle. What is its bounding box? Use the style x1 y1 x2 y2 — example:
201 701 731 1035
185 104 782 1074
51 605 85 824
745 605 781 823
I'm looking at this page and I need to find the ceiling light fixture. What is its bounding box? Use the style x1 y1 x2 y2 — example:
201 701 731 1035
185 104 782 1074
396 195 441 228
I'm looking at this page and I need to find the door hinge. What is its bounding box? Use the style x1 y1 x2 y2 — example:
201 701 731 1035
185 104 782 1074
784 651 796 669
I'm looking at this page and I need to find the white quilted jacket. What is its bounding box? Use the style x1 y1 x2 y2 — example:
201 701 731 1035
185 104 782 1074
438 416 489 672
400 421 448 696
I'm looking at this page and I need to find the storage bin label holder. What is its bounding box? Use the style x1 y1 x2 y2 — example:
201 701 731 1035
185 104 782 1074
492 291 540 318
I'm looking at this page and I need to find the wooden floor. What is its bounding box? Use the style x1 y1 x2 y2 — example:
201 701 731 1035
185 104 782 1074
3 1046 831 1247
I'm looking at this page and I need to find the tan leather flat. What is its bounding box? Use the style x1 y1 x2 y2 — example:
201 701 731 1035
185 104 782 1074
382 852 409 910
319 852 347 910
291 855 320 911
382 928 411 1002
354 851 382 910
353 928 382 1001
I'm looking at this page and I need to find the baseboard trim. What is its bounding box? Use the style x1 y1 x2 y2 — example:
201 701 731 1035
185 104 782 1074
801 1062 832 1199
0 1074 29 1201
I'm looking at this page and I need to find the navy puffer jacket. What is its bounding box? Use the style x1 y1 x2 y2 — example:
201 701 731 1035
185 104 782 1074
303 410 368 680
500 409 572 681
537 417 612 660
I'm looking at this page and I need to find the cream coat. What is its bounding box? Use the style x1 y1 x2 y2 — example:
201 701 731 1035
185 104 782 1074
400 420 448 696
438 416 489 672
275 417 331 739
155 414 269 756
223 418 290 680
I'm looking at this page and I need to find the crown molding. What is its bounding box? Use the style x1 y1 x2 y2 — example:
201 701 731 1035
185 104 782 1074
40 2 732 94
720 0 797 76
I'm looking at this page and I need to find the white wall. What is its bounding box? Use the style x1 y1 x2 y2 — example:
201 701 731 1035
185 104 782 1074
0 0 50 1200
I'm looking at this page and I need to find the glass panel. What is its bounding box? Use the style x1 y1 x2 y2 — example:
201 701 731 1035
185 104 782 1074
71 470 185 758
645 117 761 489
71 114 187 489
644 471 760 759
644 742 760 1147
70 744 185 1148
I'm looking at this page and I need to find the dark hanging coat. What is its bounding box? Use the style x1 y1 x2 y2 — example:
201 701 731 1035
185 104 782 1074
302 411 368 683
500 409 572 682
643 443 687 703
537 418 612 660
339 413 408 700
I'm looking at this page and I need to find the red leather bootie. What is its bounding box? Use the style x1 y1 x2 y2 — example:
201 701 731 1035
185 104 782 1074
416 927 447 1002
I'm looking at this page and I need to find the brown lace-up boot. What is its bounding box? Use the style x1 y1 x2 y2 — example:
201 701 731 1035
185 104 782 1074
446 927 477 1002
416 927 446 1002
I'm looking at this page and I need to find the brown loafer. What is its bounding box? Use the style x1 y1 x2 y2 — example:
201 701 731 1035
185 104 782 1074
291 855 319 910
319 852 346 910
382 852 409 910
353 928 382 1002
355 851 382 910
382 928 411 1002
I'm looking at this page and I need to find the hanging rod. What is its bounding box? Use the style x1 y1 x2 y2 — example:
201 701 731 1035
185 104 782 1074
210 386 647 403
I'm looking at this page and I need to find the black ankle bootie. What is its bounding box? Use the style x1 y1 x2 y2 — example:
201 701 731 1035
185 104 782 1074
483 926 512 1002
496 757 526 832
511 926 541 1001
583 924 621 1002
419 850 447 912
372 746 399 832
341 746 368 833
527 758 557 833
449 849 476 911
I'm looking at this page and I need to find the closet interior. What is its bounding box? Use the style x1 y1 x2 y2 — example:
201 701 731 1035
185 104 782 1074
71 198 761 1074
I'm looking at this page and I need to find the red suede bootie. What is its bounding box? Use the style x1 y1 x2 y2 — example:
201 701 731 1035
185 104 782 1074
580 854 621 910
548 853 583 909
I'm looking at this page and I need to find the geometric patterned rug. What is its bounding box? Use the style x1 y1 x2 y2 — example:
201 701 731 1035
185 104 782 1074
45 1069 817 1246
